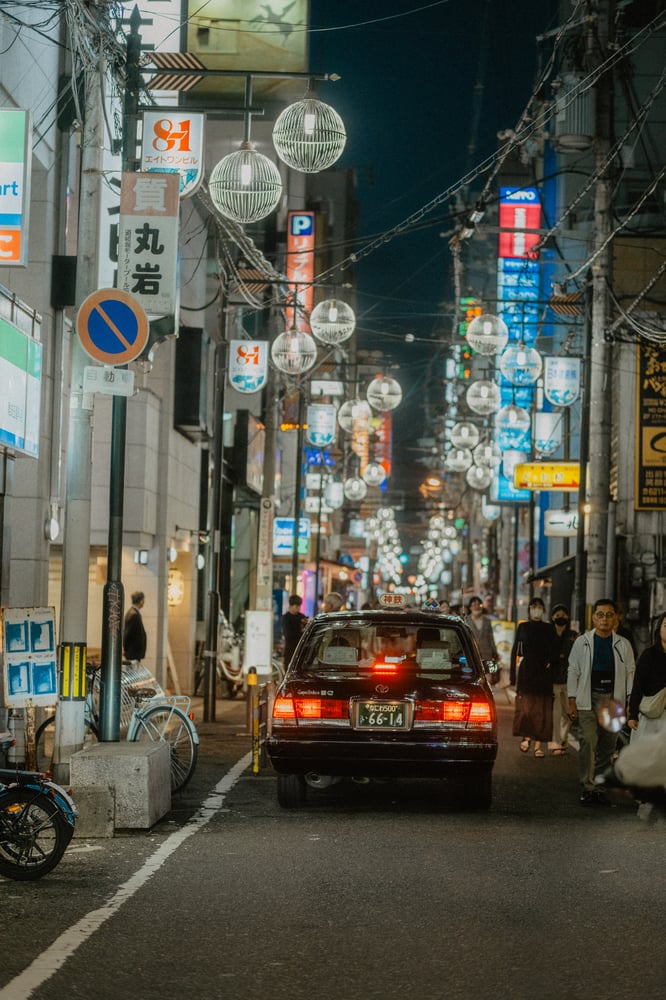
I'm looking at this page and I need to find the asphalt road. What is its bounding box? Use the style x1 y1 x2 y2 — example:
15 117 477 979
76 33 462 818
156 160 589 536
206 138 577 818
1 690 664 1000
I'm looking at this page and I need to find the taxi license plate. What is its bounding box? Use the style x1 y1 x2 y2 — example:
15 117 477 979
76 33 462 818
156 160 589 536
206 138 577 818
356 702 409 730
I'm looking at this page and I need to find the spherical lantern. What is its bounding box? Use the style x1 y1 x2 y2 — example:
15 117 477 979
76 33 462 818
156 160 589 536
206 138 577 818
343 476 367 501
466 313 509 355
272 98 346 173
494 403 531 450
450 421 480 450
337 398 372 432
323 479 344 509
209 141 283 224
310 299 356 344
366 374 402 412
363 462 387 487
271 328 317 374
466 464 493 490
473 442 502 468
445 447 473 472
498 343 543 386
466 380 501 416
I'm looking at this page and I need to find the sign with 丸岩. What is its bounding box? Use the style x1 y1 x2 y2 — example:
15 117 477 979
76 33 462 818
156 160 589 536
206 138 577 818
1 607 58 708
635 342 666 510
117 171 180 316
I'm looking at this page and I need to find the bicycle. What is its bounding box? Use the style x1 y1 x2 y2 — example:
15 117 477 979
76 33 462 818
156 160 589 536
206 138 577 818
1 730 78 880
35 662 199 794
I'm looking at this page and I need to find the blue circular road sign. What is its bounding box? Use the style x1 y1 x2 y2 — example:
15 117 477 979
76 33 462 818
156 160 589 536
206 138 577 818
76 289 149 365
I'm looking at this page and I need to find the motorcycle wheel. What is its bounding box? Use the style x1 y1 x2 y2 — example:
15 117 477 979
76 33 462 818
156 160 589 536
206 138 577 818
0 787 73 880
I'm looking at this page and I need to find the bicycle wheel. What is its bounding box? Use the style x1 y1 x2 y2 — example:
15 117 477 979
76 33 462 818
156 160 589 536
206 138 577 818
0 788 73 880
34 715 98 773
131 705 198 793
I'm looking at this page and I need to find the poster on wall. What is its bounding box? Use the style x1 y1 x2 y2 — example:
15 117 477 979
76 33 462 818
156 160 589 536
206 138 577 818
1 607 58 708
636 343 666 510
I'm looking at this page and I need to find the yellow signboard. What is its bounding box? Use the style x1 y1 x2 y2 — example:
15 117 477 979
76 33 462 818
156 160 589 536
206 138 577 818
514 462 580 491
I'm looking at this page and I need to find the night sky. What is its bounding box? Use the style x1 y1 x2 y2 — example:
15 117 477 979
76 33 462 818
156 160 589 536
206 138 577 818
309 0 557 536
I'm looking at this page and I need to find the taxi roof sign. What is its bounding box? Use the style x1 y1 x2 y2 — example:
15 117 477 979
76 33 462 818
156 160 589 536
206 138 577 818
378 594 406 608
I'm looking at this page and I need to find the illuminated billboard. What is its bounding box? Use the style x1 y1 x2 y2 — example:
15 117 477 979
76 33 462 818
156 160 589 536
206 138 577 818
0 109 31 267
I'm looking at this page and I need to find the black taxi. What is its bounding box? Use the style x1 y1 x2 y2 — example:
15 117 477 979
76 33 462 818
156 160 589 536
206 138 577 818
266 596 499 809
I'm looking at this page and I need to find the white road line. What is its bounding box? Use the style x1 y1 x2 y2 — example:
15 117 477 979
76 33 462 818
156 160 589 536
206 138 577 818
0 752 252 1000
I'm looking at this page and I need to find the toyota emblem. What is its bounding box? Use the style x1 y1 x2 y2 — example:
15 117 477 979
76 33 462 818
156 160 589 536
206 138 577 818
375 683 389 694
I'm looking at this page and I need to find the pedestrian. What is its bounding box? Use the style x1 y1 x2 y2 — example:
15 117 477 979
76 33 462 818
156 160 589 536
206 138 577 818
466 595 500 684
548 604 578 756
321 592 343 613
511 597 558 758
282 594 308 670
567 597 635 805
123 591 147 663
627 611 666 739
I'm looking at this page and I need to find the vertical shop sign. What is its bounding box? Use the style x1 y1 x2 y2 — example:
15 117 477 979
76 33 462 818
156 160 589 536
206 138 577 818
286 211 315 330
118 171 180 315
0 109 31 266
0 316 41 458
229 340 268 393
636 343 666 510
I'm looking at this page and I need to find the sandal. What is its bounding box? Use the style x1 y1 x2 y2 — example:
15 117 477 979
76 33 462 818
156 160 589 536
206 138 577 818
519 740 530 752
552 748 567 756
534 749 545 758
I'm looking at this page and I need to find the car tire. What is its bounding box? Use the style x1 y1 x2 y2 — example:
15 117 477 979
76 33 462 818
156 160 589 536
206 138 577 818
277 773 307 809
457 772 492 811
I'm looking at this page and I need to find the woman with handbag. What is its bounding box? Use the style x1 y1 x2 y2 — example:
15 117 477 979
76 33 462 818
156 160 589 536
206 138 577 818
510 597 558 758
628 611 666 738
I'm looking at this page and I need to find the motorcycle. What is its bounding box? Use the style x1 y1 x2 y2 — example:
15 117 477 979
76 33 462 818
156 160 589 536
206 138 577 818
217 613 243 698
0 731 78 880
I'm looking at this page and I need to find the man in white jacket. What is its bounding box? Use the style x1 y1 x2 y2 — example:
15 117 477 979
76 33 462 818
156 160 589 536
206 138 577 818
567 597 635 805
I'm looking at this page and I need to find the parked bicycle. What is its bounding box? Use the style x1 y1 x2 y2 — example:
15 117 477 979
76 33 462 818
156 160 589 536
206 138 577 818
0 731 77 881
35 662 199 793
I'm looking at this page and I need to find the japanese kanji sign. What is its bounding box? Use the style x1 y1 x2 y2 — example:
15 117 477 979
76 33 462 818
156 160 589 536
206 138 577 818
141 112 204 198
118 171 180 316
636 342 666 510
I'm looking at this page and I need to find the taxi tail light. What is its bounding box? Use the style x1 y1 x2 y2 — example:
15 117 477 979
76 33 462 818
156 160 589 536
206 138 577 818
468 699 494 725
294 698 349 720
415 699 494 725
273 696 297 725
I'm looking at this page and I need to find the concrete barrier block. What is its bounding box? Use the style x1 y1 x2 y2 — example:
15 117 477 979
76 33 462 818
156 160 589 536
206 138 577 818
72 784 115 839
70 741 171 831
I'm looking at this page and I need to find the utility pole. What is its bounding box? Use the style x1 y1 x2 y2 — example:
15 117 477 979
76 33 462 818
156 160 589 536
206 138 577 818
584 0 613 611
55 29 106 782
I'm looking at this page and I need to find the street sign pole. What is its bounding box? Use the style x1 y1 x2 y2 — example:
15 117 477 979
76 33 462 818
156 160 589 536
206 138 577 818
100 7 142 740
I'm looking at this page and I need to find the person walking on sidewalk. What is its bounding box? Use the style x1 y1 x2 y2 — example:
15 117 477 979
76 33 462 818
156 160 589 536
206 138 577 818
548 604 578 755
123 591 147 663
282 595 308 670
567 597 635 805
466 596 500 684
511 597 558 758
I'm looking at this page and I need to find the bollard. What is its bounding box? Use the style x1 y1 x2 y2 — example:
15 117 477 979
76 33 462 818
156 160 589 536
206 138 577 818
247 667 261 774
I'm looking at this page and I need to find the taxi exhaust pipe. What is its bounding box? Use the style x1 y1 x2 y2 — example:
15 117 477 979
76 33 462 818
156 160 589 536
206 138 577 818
304 773 341 789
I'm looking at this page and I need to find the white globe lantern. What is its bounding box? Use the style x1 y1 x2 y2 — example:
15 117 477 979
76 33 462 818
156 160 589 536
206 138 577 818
466 313 509 355
473 442 502 468
445 447 473 472
498 343 543 386
209 141 283 224
466 464 493 490
366 374 402 412
466 380 501 415
450 421 480 449
323 479 344 510
343 477 367 501
272 98 346 173
502 449 528 479
309 299 356 344
337 398 372 432
271 328 317 374
363 462 387 487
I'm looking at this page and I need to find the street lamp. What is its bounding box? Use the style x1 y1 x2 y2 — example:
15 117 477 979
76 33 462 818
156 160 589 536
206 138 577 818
450 421 480 449
337 398 372 432
498 343 543 385
466 380 501 416
209 76 282 224
366 374 402 412
465 313 509 355
271 326 317 374
273 92 347 172
310 298 356 344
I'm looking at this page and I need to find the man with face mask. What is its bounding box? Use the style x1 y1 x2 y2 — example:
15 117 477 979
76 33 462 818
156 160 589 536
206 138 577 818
466 596 500 683
511 597 558 757
548 605 578 755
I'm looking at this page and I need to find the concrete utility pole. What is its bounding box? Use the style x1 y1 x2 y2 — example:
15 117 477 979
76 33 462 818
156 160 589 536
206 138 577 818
55 55 105 782
585 0 614 612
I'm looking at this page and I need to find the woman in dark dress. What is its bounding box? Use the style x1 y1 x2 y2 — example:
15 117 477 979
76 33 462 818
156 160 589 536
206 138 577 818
511 597 558 757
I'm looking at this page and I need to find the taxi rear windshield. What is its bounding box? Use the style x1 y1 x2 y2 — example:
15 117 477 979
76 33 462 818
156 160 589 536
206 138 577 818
296 622 478 680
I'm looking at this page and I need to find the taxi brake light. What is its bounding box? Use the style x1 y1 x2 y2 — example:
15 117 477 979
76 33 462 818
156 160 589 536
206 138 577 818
294 698 349 720
468 700 493 724
273 696 296 720
442 701 469 723
372 661 398 675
